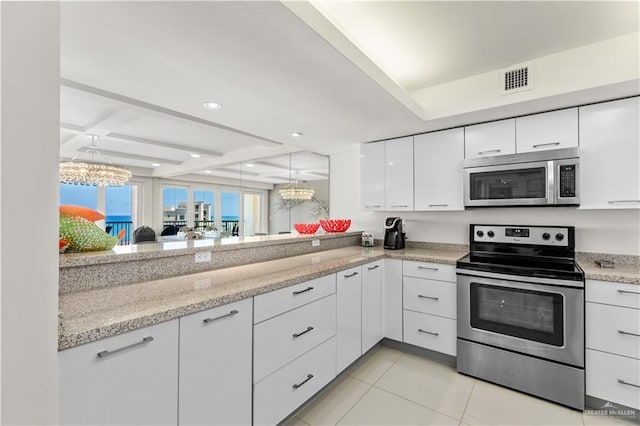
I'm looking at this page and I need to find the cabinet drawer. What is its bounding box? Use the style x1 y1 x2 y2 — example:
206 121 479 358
254 337 336 426
586 302 640 359
59 320 179 425
586 280 640 310
586 349 640 410
254 294 336 383
403 277 456 319
254 274 336 324
516 108 578 153
403 310 456 356
403 260 455 282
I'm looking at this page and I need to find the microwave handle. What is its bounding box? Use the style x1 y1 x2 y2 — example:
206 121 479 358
547 160 556 205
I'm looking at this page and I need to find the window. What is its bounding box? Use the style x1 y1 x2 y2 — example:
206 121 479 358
163 186 188 226
221 191 239 235
59 183 97 209
244 193 263 236
193 189 214 230
105 185 133 244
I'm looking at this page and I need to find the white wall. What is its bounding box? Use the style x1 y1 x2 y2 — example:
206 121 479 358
0 3 59 423
331 145 640 255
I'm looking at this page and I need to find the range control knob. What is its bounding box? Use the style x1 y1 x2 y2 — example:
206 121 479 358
555 233 565 241
542 233 551 240
476 230 484 238
487 231 495 238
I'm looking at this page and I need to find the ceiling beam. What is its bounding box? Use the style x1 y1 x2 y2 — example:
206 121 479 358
106 132 223 157
84 147 183 165
61 78 284 147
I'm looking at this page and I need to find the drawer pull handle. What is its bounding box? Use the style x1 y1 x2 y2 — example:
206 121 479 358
417 266 439 271
532 142 560 148
478 149 501 155
617 289 640 295
97 336 154 359
367 265 380 270
618 330 640 337
365 205 381 208
344 272 359 278
608 200 640 204
418 294 439 301
418 329 439 336
428 204 448 207
390 205 409 208
203 310 239 325
292 374 314 389
617 379 640 388
292 326 314 338
293 287 314 296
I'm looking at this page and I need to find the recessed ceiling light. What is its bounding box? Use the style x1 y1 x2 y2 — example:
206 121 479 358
151 163 161 167
203 101 222 110
246 163 255 168
191 153 201 158
290 132 303 138
204 170 212 174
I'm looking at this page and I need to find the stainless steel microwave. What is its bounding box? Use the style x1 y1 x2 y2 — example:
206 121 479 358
463 148 580 207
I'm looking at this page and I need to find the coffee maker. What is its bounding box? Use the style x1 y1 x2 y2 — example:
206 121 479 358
384 217 405 250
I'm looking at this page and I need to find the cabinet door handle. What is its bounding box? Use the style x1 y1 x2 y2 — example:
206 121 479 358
293 286 314 296
292 326 314 338
344 272 359 278
203 309 239 325
532 142 560 148
417 266 439 271
478 149 501 155
418 329 439 336
391 205 409 208
367 265 380 270
618 379 640 388
418 294 439 301
617 289 640 295
97 336 154 359
292 374 314 389
618 330 640 337
365 205 381 208
428 204 448 207
608 200 640 204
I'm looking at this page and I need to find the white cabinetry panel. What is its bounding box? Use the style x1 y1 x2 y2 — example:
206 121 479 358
465 119 516 159
403 277 456 319
586 302 640 360
384 258 403 341
360 142 386 211
179 299 252 426
579 97 640 209
362 261 383 353
586 279 640 309
385 136 414 211
587 349 640 410
59 320 179 425
403 310 456 356
516 108 578 153
414 128 464 210
336 266 363 373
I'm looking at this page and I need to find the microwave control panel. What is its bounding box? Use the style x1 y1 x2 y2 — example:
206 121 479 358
559 164 576 198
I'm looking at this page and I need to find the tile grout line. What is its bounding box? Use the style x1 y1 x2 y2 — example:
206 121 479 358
333 382 376 425
459 380 477 425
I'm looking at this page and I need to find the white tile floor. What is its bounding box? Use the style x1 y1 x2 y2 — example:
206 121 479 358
286 345 638 426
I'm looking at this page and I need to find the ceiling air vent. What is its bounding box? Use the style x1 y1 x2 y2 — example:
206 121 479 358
500 63 533 95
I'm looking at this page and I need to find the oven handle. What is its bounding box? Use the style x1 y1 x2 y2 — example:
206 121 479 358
456 268 584 288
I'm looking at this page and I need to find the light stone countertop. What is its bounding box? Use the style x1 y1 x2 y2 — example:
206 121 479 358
58 245 468 351
577 252 640 284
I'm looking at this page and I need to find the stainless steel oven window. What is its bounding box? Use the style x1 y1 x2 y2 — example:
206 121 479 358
469 167 547 200
470 283 564 346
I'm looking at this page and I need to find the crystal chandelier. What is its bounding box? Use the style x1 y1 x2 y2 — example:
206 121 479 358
59 135 132 186
279 153 315 200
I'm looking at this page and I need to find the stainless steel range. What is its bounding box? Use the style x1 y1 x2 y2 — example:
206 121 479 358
456 224 585 410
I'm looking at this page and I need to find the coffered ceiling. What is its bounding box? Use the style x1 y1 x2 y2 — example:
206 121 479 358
60 1 639 183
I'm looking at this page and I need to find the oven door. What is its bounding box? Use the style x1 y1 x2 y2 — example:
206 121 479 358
457 271 584 367
464 161 553 207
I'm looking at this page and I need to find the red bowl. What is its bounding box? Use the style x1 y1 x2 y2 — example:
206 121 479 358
294 223 320 234
319 219 351 233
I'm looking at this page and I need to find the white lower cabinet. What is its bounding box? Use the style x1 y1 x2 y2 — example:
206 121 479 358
586 349 640 410
178 298 252 426
362 260 384 353
403 310 456 356
58 320 179 425
384 258 403 341
253 337 337 426
336 266 363 373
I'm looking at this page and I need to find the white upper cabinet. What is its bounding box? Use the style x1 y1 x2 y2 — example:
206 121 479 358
465 118 516 159
360 142 385 211
579 97 640 209
516 108 578 153
385 136 414 211
414 128 465 210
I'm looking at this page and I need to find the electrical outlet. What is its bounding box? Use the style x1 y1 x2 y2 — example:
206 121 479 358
195 251 212 263
312 239 320 247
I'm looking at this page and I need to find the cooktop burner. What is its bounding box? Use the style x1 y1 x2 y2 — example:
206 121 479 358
457 224 585 282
